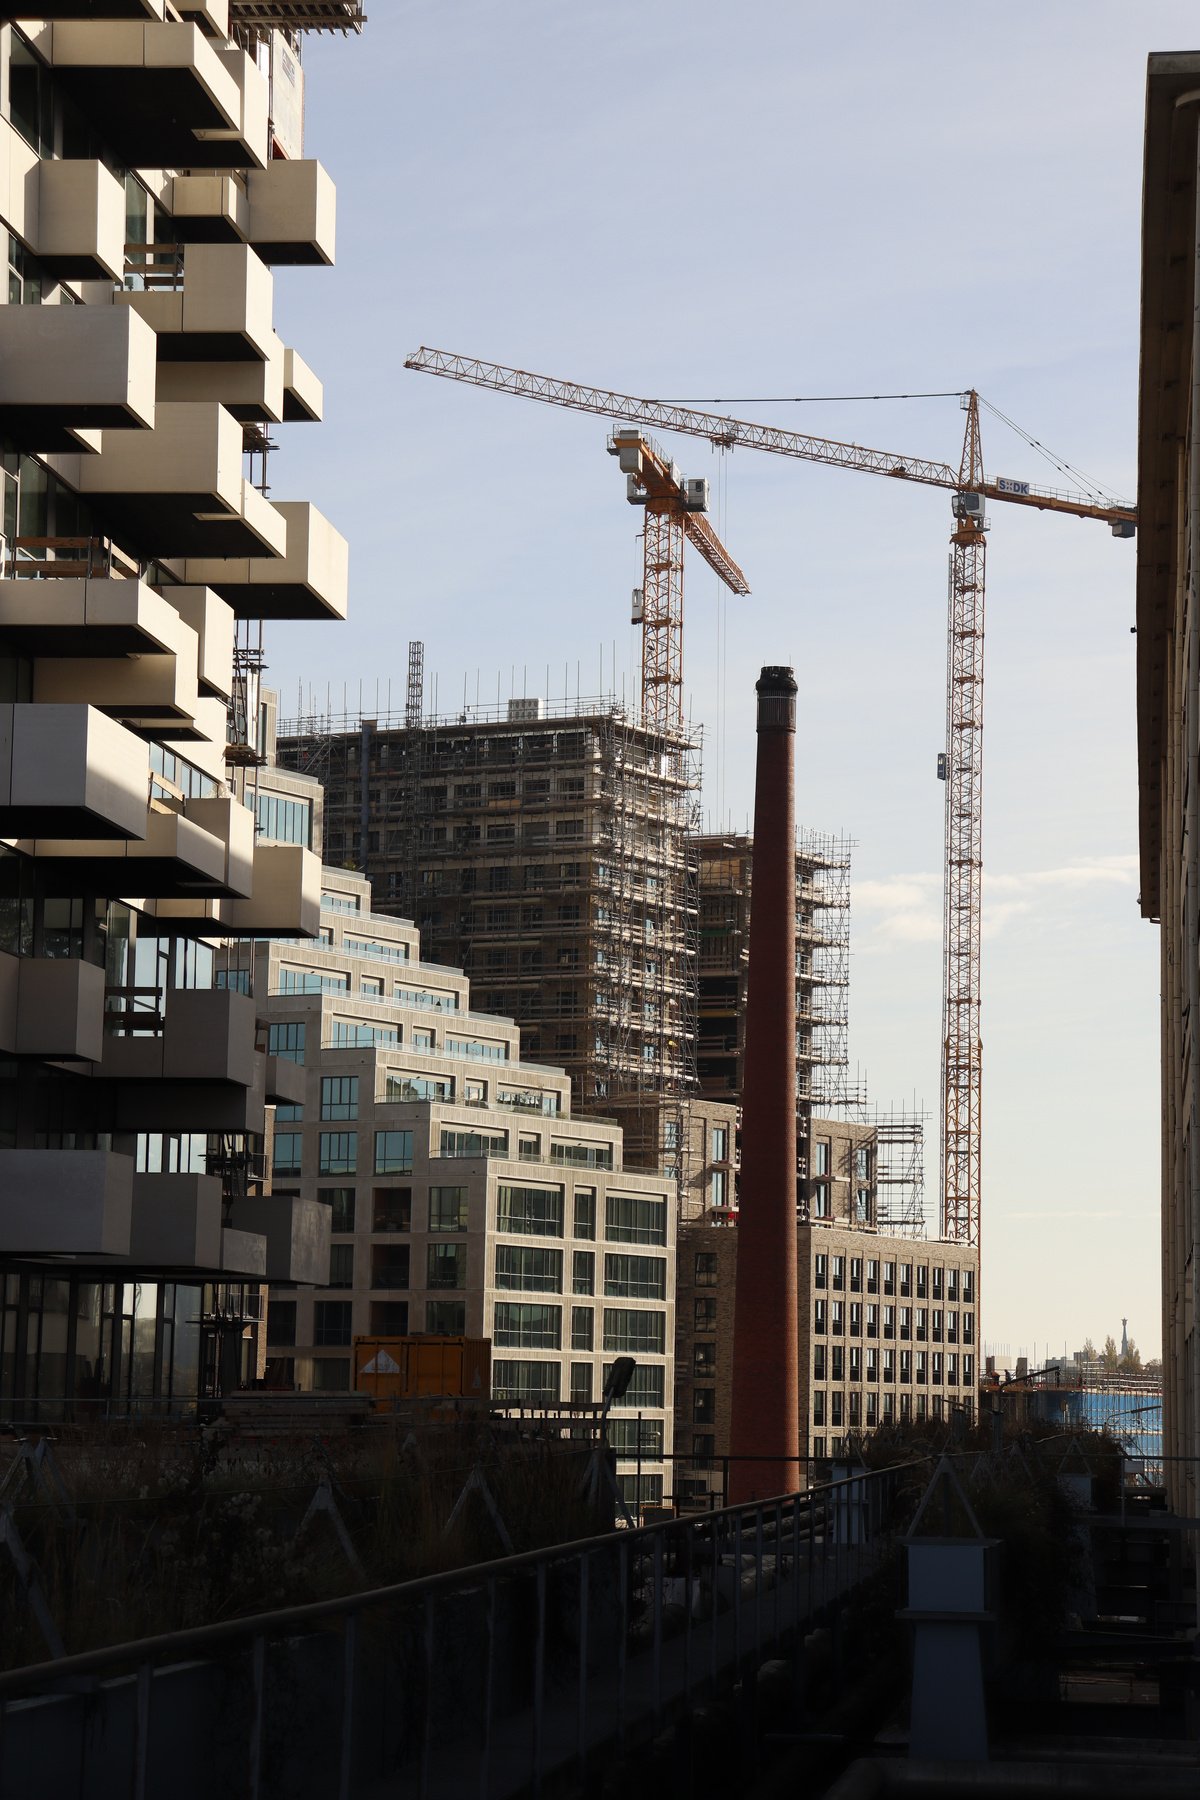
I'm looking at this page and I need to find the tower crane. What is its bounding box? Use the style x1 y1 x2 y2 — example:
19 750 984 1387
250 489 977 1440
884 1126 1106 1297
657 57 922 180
404 347 1136 1255
608 428 749 732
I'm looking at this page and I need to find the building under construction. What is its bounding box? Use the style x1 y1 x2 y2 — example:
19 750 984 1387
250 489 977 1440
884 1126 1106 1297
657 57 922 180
277 697 701 1123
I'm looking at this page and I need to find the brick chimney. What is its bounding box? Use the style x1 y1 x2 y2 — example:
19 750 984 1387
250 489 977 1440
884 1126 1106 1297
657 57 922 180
728 666 800 1503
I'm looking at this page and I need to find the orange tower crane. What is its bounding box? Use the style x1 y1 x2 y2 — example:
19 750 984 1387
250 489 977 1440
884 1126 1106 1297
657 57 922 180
404 348 1136 1253
608 427 750 731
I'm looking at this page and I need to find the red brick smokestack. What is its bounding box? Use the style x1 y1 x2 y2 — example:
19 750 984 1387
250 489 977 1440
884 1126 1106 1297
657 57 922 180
728 666 800 1504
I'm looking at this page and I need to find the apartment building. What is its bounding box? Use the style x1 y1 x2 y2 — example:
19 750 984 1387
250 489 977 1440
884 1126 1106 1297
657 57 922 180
674 1116 979 1503
225 866 677 1503
1137 52 1200 1514
276 699 701 1117
0 4 355 1416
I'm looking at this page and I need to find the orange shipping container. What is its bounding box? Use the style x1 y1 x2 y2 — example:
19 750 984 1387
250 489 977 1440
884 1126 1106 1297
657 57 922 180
352 1335 491 1405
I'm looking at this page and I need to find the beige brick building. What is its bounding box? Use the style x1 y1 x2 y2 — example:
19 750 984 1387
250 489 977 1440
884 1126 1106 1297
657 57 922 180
674 1117 978 1504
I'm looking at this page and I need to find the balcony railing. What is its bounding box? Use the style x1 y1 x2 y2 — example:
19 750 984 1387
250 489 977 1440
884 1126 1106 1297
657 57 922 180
4 536 140 581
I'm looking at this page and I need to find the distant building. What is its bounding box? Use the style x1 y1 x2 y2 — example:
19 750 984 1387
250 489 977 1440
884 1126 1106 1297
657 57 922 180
276 700 701 1123
1136 51 1200 1514
222 861 677 1507
674 1115 979 1505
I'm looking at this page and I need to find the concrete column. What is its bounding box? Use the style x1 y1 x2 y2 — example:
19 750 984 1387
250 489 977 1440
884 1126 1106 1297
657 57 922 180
728 666 800 1503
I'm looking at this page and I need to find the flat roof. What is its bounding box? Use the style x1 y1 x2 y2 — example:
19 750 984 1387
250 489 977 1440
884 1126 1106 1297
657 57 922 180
1136 53 1200 917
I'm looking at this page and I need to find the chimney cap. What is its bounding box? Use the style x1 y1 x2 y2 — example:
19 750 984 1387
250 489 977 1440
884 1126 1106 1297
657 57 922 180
756 666 798 697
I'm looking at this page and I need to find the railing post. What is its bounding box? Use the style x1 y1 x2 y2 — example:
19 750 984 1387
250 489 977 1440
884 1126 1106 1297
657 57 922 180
652 1529 664 1727
577 1550 590 1782
133 1659 152 1800
617 1536 629 1751
337 1613 356 1800
420 1594 435 1800
532 1560 547 1796
248 1634 266 1800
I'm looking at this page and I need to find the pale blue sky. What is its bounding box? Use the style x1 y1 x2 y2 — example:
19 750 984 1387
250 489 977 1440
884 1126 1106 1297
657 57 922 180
266 2 1192 1360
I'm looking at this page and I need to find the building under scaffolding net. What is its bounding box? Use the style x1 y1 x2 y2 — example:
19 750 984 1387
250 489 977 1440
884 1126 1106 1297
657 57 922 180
277 697 701 1122
695 832 856 1173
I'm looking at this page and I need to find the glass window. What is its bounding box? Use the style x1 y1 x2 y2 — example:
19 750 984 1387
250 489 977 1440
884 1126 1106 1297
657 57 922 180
496 1245 562 1292
312 1358 350 1391
573 1188 596 1238
492 1303 561 1348
811 1182 830 1218
372 1187 411 1232
313 1302 352 1346
317 1187 356 1233
371 1301 409 1335
695 1252 718 1288
692 1388 715 1425
439 1127 507 1159
320 1076 358 1121
694 1342 716 1377
267 1299 296 1346
255 792 312 847
604 1194 667 1245
570 1305 593 1350
695 1297 717 1332
813 1343 826 1380
272 1132 303 1177
603 1309 665 1354
426 1299 466 1334
267 1021 305 1065
428 1186 469 1231
603 1254 667 1299
319 1132 357 1177
814 1253 828 1289
427 1243 466 1290
572 1250 594 1295
327 1245 354 1289
602 1362 664 1409
374 1130 412 1175
371 1244 410 1289
496 1184 563 1237
812 1139 830 1176
492 1359 560 1403
570 1362 593 1403
712 1126 728 1161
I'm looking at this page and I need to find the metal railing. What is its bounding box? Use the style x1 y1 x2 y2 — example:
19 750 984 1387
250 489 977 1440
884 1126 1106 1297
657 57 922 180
0 1462 910 1800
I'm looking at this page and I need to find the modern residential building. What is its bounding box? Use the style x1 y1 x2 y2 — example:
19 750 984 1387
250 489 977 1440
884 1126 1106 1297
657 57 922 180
226 862 677 1504
0 3 356 1416
674 1115 979 1504
276 699 701 1124
1137 51 1200 1516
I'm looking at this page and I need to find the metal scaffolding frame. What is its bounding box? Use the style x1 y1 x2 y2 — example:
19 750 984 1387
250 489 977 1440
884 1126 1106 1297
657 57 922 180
276 700 702 1155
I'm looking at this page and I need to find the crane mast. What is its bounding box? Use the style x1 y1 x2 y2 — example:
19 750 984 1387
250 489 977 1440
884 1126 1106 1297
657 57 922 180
942 395 986 1248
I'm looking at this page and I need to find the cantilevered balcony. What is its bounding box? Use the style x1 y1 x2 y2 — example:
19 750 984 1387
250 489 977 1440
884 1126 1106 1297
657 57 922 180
115 242 274 362
34 807 234 898
30 21 266 170
221 1228 267 1278
283 347 323 422
99 985 257 1086
0 702 148 839
0 952 106 1062
69 401 288 557
179 499 347 619
0 307 156 452
219 842 321 937
0 578 180 658
228 1194 330 1286
35 157 126 281
166 586 234 698
246 159 335 265
0 1149 133 1257
129 1171 224 1270
33 639 201 731
168 159 335 266
157 339 286 423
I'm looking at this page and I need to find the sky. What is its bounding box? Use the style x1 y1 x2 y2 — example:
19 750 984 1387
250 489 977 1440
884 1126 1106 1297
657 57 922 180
262 1 1192 1362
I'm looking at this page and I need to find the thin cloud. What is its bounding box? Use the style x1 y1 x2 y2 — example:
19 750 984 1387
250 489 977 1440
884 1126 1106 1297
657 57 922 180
854 856 1138 952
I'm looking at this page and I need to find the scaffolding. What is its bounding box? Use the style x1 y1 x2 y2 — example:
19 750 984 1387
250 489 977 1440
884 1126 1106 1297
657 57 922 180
275 698 702 1146
801 830 861 1116
872 1106 927 1238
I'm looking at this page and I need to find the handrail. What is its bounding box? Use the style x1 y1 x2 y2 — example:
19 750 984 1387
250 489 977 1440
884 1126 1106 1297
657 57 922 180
0 1459 915 1697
